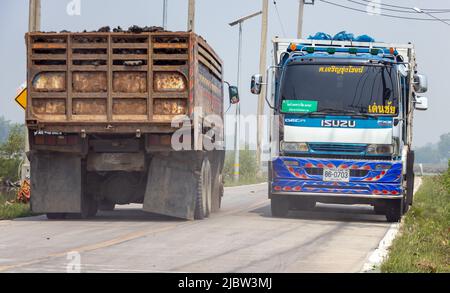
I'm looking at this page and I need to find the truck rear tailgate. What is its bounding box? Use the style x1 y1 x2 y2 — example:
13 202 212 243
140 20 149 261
26 32 194 133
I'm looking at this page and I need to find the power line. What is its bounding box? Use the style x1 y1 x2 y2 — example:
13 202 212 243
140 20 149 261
319 0 450 21
273 1 287 37
358 0 450 13
348 0 450 14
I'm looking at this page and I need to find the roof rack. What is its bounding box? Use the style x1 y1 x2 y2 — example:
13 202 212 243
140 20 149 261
273 37 414 65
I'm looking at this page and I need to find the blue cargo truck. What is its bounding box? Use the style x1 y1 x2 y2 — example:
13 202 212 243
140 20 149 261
250 33 429 222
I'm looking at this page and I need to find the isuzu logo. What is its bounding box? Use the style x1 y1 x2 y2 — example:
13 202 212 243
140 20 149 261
321 120 356 128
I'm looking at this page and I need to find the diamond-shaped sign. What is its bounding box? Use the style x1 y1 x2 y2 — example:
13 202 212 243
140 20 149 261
15 87 27 110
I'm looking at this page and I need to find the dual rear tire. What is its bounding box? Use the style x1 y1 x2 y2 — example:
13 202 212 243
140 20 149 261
194 157 212 220
384 199 404 223
374 198 404 222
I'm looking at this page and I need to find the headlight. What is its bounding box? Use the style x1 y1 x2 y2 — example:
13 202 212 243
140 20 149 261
154 72 187 92
281 142 309 152
367 144 394 155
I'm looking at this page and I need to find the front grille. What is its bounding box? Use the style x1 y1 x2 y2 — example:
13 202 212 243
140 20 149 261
309 143 366 153
305 167 369 177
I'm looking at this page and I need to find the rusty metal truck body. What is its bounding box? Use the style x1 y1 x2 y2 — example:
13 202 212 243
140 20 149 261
26 32 225 220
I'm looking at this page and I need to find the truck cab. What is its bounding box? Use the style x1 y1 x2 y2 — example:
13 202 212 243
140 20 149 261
251 34 428 222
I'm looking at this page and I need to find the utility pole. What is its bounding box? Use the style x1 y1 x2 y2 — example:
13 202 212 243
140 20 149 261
229 11 263 182
233 23 243 182
297 0 305 38
187 0 195 32
162 0 168 30
29 0 41 32
23 0 41 182
256 0 268 173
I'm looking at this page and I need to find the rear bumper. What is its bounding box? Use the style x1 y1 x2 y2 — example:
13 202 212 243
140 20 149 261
270 156 403 198
27 120 176 134
271 191 401 200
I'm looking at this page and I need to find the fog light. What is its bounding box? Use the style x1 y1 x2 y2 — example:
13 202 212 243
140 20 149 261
281 142 309 152
367 144 393 155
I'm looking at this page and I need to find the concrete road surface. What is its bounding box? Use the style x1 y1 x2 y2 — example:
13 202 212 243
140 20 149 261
0 179 421 273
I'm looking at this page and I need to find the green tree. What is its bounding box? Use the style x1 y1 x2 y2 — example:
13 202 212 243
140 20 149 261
0 124 25 181
0 124 25 159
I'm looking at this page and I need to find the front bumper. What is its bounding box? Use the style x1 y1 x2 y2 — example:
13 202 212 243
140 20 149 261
271 157 403 197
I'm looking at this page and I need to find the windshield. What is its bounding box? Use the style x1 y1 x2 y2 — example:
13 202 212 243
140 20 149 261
279 63 399 116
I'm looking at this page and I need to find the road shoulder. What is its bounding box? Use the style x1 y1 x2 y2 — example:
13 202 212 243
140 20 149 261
360 177 423 272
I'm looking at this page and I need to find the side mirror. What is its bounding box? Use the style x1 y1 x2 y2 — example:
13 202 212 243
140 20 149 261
251 74 263 95
414 74 428 93
414 96 428 111
228 85 240 104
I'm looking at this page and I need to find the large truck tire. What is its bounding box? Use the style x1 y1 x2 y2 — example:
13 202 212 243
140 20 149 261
209 151 225 213
385 199 403 222
194 157 212 220
271 197 290 217
406 151 415 207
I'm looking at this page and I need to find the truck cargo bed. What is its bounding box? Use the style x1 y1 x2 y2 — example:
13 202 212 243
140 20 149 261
26 32 223 134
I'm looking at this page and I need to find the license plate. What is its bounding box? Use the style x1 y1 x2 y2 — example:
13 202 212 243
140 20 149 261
323 168 350 182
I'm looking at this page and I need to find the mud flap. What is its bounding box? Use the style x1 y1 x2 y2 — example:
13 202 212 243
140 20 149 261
143 153 198 220
30 152 82 213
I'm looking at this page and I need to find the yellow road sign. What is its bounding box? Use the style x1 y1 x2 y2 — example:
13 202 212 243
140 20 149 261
15 87 27 110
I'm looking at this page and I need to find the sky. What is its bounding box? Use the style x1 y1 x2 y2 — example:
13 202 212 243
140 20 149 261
0 0 449 149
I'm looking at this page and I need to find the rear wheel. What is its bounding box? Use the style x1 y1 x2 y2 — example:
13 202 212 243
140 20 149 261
194 157 212 220
406 151 415 207
385 199 403 222
271 197 290 217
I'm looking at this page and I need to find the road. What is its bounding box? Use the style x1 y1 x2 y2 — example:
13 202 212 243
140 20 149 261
0 179 421 273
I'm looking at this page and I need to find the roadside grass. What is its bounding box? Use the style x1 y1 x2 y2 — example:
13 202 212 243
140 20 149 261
381 174 450 273
0 190 32 220
223 149 267 187
0 201 32 220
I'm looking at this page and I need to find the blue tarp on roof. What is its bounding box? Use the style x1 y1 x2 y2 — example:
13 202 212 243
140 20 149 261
308 31 376 42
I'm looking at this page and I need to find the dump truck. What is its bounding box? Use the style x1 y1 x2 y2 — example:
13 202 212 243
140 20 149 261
251 32 428 222
26 30 237 220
